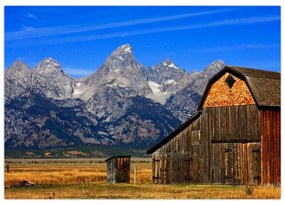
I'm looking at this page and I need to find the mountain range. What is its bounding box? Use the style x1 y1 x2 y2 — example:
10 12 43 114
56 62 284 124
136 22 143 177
5 44 225 151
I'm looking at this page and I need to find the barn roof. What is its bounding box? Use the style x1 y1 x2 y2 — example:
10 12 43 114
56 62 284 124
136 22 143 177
197 66 280 110
147 112 201 154
147 66 280 154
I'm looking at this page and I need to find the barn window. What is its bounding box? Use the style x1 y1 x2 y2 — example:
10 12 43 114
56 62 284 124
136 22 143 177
225 74 236 89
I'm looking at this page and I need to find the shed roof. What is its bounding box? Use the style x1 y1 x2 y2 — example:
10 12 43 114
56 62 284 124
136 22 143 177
197 66 280 110
105 155 131 162
147 66 280 154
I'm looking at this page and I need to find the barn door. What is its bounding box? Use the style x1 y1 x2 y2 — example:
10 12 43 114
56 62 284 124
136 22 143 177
223 143 261 185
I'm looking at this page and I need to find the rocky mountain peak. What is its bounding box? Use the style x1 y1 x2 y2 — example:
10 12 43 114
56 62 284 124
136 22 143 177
78 43 151 101
165 60 225 122
5 60 33 102
161 58 180 70
202 60 225 76
5 45 226 151
102 44 137 71
109 44 134 61
112 44 132 54
34 57 63 75
10 60 30 70
146 59 192 104
148 59 186 84
5 60 31 79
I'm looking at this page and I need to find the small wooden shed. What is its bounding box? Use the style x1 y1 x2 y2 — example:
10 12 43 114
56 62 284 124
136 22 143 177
147 66 280 186
105 155 131 183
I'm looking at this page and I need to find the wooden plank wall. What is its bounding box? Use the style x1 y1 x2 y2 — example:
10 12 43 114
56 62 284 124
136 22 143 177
204 105 261 142
261 109 280 185
152 104 263 185
152 115 209 184
106 159 116 183
116 157 130 183
211 142 261 185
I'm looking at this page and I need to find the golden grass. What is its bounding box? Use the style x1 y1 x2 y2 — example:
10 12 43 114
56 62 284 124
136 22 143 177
5 184 280 199
4 159 280 199
4 160 151 187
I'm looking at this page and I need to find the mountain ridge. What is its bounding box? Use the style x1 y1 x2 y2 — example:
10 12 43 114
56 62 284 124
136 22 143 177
5 44 225 151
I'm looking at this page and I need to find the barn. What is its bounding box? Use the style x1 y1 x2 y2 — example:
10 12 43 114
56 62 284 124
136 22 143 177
147 66 280 186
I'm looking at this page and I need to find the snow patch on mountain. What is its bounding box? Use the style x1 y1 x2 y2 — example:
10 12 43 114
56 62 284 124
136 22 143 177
146 81 170 104
164 79 176 85
167 62 179 70
121 44 131 52
148 81 162 94
73 82 83 96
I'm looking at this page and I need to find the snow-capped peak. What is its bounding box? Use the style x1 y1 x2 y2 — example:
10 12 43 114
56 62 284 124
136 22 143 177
168 62 179 69
162 59 179 70
112 44 132 55
121 44 131 53
162 58 172 66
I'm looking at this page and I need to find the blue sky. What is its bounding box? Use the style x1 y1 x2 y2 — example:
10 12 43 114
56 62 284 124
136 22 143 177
5 6 280 78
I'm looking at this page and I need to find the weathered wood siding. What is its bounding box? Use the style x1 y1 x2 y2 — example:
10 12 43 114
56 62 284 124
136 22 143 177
261 109 280 185
152 115 208 184
203 105 261 185
106 159 116 183
211 142 261 185
203 105 261 142
203 72 255 107
116 157 130 183
152 105 262 185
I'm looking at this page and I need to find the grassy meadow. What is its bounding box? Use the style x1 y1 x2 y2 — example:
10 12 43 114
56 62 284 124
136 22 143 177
4 158 280 199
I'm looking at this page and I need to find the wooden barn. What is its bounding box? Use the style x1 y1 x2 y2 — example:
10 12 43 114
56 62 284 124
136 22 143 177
106 155 131 183
147 66 280 186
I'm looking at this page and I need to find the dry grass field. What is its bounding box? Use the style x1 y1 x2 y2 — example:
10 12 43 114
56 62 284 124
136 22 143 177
4 158 280 199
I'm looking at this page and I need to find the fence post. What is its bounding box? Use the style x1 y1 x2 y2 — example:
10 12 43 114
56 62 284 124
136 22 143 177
134 166 137 184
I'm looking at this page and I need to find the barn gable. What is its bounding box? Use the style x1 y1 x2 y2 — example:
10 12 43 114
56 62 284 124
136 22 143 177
203 72 255 108
198 66 280 110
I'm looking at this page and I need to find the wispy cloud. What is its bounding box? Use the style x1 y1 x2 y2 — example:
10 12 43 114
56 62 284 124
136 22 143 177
203 16 280 27
6 8 234 41
22 25 35 31
197 44 280 53
25 12 42 22
6 15 280 48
